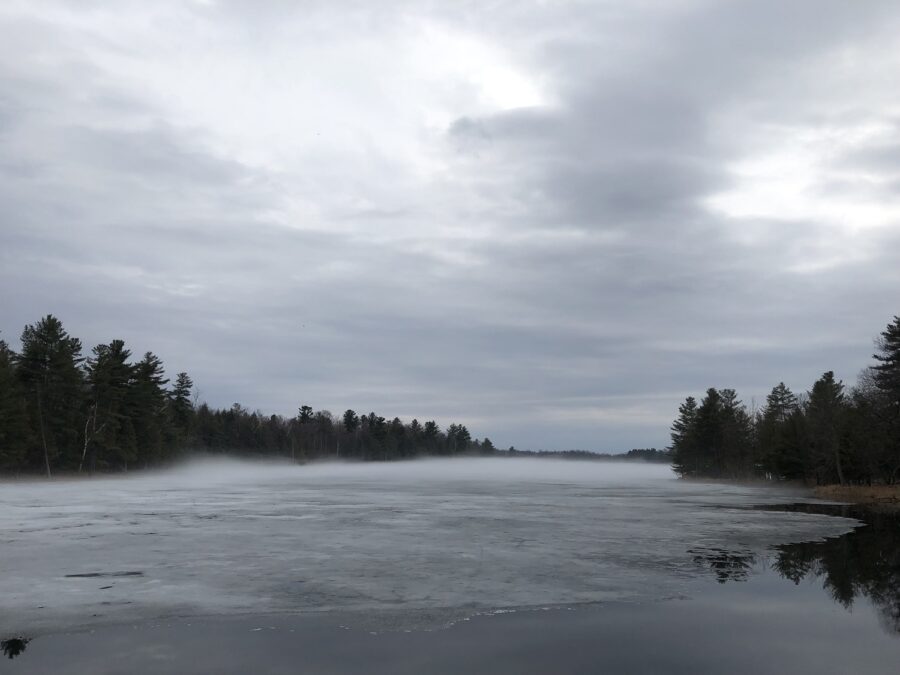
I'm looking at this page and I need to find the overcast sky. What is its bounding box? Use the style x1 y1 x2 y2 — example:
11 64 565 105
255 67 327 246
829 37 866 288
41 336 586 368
1 1 899 451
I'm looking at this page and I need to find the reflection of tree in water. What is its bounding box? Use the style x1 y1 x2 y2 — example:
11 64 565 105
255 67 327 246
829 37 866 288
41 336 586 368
694 504 900 635
1 637 30 659
689 547 756 583
769 504 900 635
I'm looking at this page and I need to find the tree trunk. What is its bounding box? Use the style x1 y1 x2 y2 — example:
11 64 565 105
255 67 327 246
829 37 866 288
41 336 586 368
79 405 106 474
834 443 845 486
79 405 94 473
36 391 51 479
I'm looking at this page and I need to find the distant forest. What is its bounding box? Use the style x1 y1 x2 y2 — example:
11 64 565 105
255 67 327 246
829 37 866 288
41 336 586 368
504 447 672 462
0 315 501 476
670 314 900 485
0 316 663 477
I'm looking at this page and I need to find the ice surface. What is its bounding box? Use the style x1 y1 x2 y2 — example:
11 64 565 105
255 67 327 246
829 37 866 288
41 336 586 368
0 458 858 634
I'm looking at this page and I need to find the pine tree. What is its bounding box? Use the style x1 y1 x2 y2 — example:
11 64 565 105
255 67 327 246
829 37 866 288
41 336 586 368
342 409 359 433
293 405 315 459
83 339 135 472
846 374 898 484
868 315 900 483
423 420 440 454
758 382 803 479
0 339 28 472
387 416 405 457
16 316 85 476
447 424 471 454
806 371 847 485
695 388 725 476
872 316 900 410
670 396 699 476
719 389 753 477
764 383 798 424
779 408 810 481
368 414 387 459
168 372 194 444
126 352 169 468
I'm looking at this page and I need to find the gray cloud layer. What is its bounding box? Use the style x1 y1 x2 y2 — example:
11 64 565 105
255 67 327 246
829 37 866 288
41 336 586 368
2 0 899 450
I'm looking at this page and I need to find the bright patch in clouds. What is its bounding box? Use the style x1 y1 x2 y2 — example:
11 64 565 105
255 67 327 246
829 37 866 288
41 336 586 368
411 20 548 119
708 121 900 231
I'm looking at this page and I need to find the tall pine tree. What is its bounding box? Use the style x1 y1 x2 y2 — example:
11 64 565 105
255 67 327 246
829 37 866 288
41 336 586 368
168 372 195 445
806 371 847 485
126 352 169 468
671 396 699 476
83 340 135 472
16 316 84 476
0 339 28 472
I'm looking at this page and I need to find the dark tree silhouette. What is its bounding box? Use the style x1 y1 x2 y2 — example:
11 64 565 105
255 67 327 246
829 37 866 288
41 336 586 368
1 637 30 660
669 313 900 486
16 315 84 476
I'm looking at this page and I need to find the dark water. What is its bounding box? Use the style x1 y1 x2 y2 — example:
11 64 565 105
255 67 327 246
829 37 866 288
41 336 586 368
2 503 898 674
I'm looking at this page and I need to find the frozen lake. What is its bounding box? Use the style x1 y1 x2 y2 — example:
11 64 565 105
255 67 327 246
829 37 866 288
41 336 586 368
0 458 861 637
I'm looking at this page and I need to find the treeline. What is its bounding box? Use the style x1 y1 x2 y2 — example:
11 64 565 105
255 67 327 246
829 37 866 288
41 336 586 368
502 447 672 462
0 315 494 476
623 447 673 462
192 404 492 463
670 315 900 485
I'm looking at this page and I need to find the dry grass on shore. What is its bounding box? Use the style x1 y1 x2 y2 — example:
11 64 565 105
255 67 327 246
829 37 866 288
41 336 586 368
814 484 900 508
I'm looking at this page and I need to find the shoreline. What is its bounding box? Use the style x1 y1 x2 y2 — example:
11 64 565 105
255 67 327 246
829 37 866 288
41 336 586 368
680 475 900 511
813 484 900 510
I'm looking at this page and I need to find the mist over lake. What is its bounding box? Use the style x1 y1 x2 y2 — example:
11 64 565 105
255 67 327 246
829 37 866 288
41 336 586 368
3 458 900 673
0 459 860 632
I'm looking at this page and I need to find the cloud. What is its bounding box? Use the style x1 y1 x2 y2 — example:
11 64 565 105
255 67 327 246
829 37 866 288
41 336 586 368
1 0 899 450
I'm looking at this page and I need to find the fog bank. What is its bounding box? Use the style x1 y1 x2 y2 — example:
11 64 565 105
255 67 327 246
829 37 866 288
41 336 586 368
116 456 677 488
1 458 854 635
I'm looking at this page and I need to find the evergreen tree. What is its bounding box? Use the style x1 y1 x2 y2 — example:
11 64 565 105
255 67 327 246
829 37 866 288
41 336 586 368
695 388 724 476
872 316 900 481
387 416 405 457
758 383 803 479
780 408 810 481
447 424 471 454
0 339 28 472
872 315 900 412
169 372 194 443
83 339 135 472
719 389 753 477
126 352 169 468
846 374 898 485
408 418 422 452
298 406 314 424
666 313 900 485
670 396 699 476
806 371 847 485
764 383 798 424
423 420 440 453
292 405 314 458
16 316 85 476
312 410 334 455
342 409 359 433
